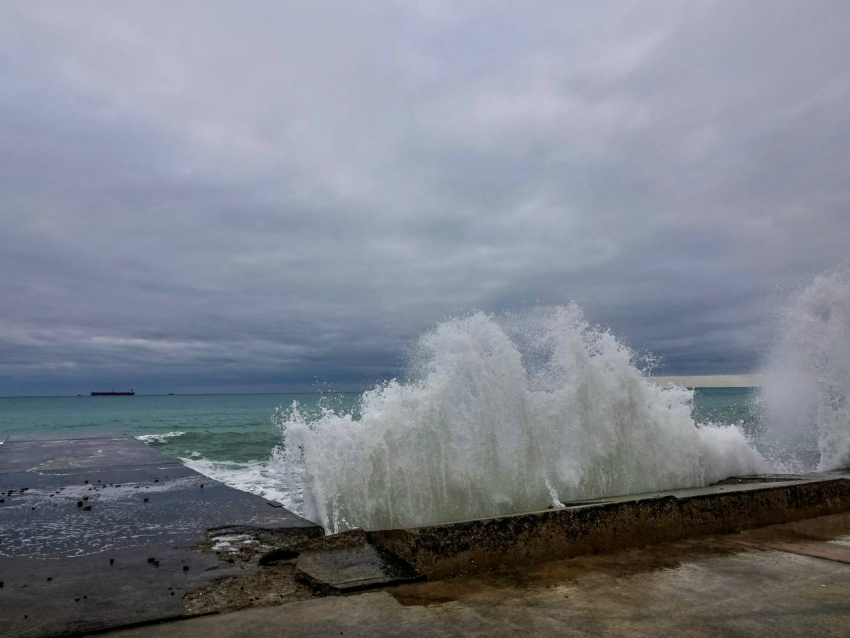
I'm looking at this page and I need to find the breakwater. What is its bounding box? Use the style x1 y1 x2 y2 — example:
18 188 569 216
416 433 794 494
368 472 850 579
2 434 849 638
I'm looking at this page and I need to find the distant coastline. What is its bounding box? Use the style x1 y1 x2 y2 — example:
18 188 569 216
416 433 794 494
650 374 761 388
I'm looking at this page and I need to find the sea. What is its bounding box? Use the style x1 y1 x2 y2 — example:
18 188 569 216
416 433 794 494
0 388 756 506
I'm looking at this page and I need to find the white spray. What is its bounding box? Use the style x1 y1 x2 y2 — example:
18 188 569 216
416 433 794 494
273 304 765 532
758 265 850 472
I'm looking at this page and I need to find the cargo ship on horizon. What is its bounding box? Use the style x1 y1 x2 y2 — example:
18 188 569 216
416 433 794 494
91 389 135 396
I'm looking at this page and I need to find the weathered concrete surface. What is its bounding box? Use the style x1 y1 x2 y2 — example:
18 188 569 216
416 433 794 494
98 512 850 638
295 544 424 594
368 471 850 579
0 434 322 638
252 525 425 594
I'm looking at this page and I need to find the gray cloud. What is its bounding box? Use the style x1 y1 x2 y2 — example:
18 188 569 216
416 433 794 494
1 1 849 394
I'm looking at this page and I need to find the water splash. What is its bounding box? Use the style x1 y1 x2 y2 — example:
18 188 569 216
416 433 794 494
134 431 186 444
758 265 850 472
272 304 765 532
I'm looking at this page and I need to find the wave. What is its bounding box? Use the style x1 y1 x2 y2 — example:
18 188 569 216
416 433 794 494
134 431 186 444
180 456 294 504
272 304 765 532
759 265 850 472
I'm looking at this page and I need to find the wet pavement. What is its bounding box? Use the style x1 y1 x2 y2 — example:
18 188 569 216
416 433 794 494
0 434 321 637
100 512 850 638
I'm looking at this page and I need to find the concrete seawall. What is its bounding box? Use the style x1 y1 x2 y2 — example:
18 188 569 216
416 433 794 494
368 473 850 579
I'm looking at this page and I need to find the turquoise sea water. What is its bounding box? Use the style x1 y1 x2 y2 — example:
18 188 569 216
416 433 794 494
0 388 757 501
0 393 360 461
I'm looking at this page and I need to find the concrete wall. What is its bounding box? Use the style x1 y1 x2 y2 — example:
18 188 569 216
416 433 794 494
367 477 850 579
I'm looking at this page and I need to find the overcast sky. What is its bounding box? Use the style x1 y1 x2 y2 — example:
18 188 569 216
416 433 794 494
1 1 849 395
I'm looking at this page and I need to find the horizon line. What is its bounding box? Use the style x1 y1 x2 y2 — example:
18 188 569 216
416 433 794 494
1 374 762 398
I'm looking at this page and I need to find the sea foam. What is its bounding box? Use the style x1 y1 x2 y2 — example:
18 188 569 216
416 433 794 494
179 457 293 504
273 304 765 532
134 431 186 444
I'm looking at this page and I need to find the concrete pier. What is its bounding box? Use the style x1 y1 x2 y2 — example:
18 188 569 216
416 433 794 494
2 433 850 637
0 434 321 637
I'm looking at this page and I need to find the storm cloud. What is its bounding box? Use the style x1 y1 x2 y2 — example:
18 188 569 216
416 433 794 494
1 1 849 394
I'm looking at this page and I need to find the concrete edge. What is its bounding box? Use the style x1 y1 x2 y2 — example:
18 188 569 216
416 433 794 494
367 476 850 579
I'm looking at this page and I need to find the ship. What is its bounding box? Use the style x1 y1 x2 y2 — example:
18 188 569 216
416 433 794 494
91 389 135 396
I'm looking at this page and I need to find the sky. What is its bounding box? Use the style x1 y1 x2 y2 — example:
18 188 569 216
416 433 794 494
1 1 849 395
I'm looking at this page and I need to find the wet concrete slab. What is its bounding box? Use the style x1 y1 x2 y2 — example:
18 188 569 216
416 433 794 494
98 513 850 638
730 512 850 564
295 544 425 594
0 434 322 637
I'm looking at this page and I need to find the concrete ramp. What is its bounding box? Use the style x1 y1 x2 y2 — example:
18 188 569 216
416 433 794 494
0 434 322 637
